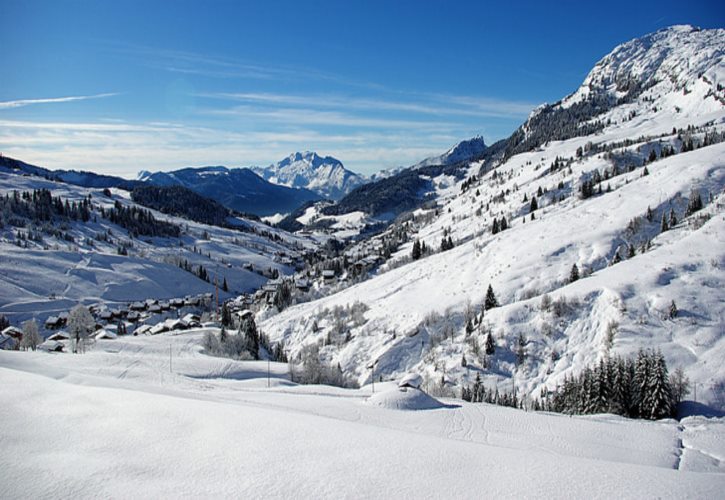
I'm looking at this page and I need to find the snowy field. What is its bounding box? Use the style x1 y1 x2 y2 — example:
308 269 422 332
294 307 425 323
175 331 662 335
1 329 724 498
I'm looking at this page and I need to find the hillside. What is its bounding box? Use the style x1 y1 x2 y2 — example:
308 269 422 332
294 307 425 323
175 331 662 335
138 166 320 216
259 25 725 410
0 169 316 328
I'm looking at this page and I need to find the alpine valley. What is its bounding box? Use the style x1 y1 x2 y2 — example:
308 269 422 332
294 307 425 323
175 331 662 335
1 23 725 499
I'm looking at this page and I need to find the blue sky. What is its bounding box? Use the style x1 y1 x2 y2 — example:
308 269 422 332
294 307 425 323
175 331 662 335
1 0 722 177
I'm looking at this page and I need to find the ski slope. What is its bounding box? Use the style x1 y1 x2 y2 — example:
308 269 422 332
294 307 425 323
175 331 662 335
0 330 723 498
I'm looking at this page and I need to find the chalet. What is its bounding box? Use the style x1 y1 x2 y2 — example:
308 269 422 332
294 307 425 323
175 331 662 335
236 310 254 322
398 373 423 390
134 324 153 336
2 326 23 340
47 331 70 341
39 340 65 352
295 278 310 291
94 328 117 340
322 269 336 282
158 301 171 311
148 304 162 314
170 298 185 308
45 316 64 329
181 314 201 328
130 301 146 311
99 310 114 321
127 311 141 322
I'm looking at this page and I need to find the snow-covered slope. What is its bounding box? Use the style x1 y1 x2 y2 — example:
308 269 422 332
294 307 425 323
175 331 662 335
1 330 723 497
0 170 316 327
252 151 367 200
259 25 725 410
415 136 488 168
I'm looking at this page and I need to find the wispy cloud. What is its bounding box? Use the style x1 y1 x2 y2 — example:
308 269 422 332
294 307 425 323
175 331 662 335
0 93 119 110
201 91 537 119
0 117 459 176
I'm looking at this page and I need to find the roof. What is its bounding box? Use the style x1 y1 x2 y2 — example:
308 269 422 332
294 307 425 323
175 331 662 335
95 329 118 340
1 326 23 338
398 373 423 389
47 331 70 341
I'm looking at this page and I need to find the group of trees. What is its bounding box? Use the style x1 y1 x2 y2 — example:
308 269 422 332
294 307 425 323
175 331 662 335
0 189 91 229
131 185 232 228
202 314 262 360
491 216 508 234
289 343 351 388
106 201 180 238
461 372 519 408
540 351 686 420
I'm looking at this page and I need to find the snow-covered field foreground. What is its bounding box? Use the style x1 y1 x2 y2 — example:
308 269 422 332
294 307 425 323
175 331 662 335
1 330 724 498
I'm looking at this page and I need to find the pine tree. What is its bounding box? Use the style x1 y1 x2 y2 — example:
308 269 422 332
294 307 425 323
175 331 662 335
411 239 421 260
484 284 499 310
686 189 703 216
530 196 538 212
660 212 668 232
646 206 654 222
500 217 508 231
491 218 499 235
669 300 678 319
461 354 468 368
668 208 677 228
569 263 580 283
647 351 672 419
222 277 229 292
485 332 495 355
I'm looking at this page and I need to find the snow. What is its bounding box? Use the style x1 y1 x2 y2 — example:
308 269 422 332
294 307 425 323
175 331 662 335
1 330 724 497
368 385 446 410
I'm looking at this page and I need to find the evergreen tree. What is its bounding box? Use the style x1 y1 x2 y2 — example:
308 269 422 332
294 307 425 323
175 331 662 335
485 332 495 355
668 208 677 228
669 300 678 319
660 212 668 232
530 196 538 213
685 189 703 216
569 263 580 283
647 351 673 419
411 239 422 260
484 284 499 310
222 277 229 292
491 218 499 235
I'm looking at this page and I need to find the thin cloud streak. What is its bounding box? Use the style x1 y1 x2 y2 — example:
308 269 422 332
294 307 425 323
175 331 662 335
0 93 119 110
201 91 537 119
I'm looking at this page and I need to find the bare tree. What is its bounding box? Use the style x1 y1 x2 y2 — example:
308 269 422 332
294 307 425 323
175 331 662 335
68 305 94 354
20 319 42 351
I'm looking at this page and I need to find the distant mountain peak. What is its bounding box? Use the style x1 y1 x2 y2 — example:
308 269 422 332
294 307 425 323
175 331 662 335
251 151 366 200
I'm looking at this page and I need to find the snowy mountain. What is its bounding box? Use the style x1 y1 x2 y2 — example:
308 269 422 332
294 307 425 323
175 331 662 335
137 165 320 216
251 151 367 200
563 25 725 111
415 136 488 168
259 25 725 410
